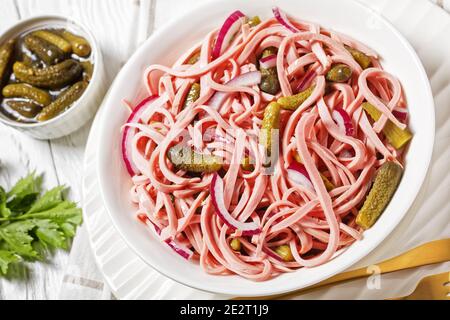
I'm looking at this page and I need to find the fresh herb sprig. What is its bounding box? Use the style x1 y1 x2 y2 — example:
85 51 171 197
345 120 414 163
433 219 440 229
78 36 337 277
0 172 82 275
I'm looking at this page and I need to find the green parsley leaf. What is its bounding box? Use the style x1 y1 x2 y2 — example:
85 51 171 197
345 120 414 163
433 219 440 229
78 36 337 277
21 202 82 227
6 172 42 215
6 171 42 199
0 250 19 275
0 220 37 258
0 172 82 276
33 219 67 249
0 187 11 218
27 185 65 214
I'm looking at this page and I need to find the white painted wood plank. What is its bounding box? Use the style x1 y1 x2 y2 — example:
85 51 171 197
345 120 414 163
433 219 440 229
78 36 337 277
0 0 148 300
154 0 209 29
0 0 64 300
44 0 152 208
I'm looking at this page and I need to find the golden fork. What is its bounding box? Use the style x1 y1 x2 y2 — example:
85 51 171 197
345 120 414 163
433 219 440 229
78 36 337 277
390 271 450 300
239 238 450 300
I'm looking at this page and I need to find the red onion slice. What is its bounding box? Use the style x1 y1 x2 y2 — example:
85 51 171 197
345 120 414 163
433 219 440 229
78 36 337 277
272 7 299 33
210 173 261 235
287 161 314 191
138 214 194 260
122 96 158 176
212 10 246 59
332 107 354 136
259 54 277 69
263 247 284 262
296 69 316 92
208 71 261 110
392 110 408 123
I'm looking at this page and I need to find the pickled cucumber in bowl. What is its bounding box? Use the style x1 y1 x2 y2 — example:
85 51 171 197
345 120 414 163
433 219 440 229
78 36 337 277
0 26 94 123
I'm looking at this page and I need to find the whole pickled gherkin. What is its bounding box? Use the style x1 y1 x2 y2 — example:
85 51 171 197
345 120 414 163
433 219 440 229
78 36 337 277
261 47 277 58
2 83 52 106
326 64 352 83
320 173 335 191
259 47 280 95
277 86 315 110
60 30 91 57
0 39 15 86
167 146 223 173
32 30 72 53
7 100 42 118
356 162 403 229
36 81 87 121
241 156 254 171
247 16 261 27
13 59 83 89
260 101 281 155
260 68 280 95
362 102 412 149
229 238 241 251
186 52 200 65
24 35 65 65
345 45 371 70
21 53 37 67
183 83 200 109
275 245 294 262
81 61 94 82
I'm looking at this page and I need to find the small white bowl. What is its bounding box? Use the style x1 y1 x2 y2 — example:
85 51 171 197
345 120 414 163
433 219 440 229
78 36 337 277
96 0 434 297
0 15 105 139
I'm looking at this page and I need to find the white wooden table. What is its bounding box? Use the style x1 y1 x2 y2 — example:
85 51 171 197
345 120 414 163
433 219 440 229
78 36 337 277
0 0 222 301
0 0 448 300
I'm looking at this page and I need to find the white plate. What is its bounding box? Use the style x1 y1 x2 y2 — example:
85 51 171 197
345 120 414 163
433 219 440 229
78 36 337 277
94 0 434 296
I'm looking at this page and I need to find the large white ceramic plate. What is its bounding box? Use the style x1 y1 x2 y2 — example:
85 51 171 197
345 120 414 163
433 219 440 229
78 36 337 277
95 0 434 296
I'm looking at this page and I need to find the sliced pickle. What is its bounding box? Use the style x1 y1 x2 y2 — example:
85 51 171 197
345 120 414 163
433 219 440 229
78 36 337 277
356 161 403 229
186 52 200 65
275 245 294 262
277 86 314 110
247 16 261 27
230 238 241 251
326 64 352 83
183 82 200 109
362 102 412 149
260 101 281 155
240 156 254 171
320 173 335 191
345 45 371 70
167 146 222 173
259 47 280 95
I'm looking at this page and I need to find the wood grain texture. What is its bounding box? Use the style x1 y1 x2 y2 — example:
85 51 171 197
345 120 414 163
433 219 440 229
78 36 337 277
0 0 153 300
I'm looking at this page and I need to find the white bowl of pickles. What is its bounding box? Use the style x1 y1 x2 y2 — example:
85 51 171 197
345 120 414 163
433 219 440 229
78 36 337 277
0 15 104 139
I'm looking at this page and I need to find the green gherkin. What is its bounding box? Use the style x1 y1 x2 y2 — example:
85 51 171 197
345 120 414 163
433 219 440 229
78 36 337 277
277 86 315 110
326 64 352 83
13 59 83 89
37 81 87 121
356 162 403 229
259 47 280 95
167 146 222 173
